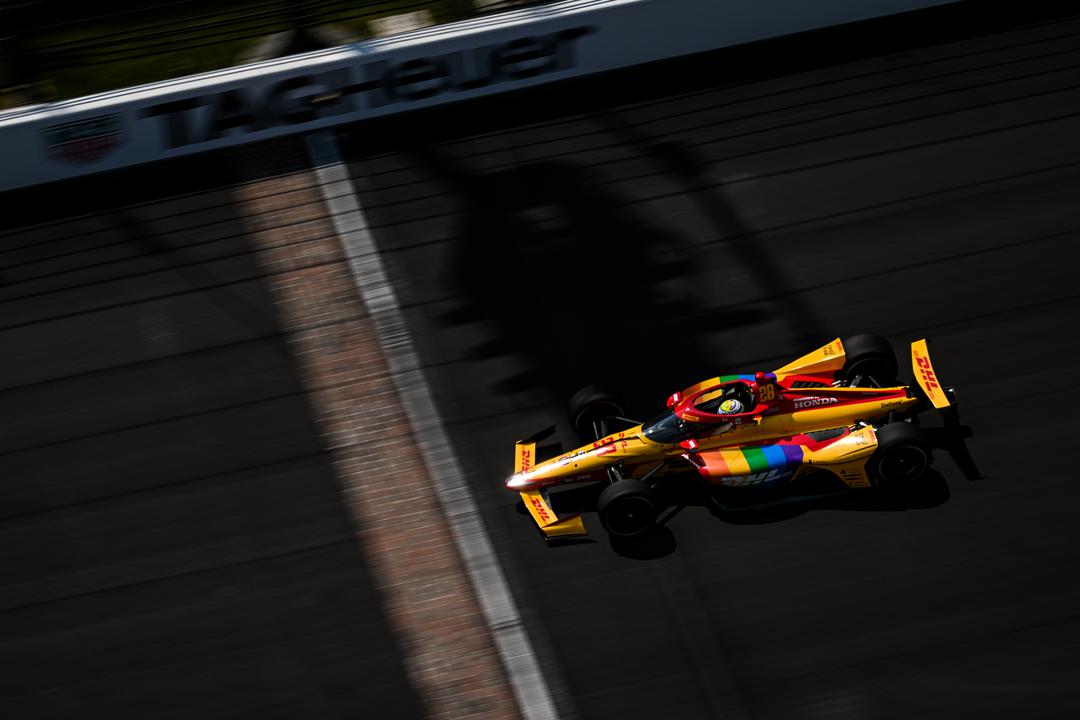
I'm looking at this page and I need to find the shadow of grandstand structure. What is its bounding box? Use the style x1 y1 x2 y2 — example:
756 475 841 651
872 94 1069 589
414 143 791 418
596 114 827 349
102 209 288 352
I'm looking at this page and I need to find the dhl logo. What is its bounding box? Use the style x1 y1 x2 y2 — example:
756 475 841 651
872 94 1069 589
591 433 625 448
915 354 941 391
529 494 551 523
519 448 531 471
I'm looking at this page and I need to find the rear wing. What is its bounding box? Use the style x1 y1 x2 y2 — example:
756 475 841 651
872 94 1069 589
911 339 951 409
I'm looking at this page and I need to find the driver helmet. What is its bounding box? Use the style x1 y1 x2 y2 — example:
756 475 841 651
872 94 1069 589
719 398 743 414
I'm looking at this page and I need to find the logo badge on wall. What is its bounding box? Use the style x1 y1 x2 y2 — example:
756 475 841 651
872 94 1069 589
43 114 125 164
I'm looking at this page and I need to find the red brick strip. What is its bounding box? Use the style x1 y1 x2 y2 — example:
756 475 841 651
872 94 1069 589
232 144 522 720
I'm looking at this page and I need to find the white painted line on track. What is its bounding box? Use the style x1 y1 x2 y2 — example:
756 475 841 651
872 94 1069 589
305 129 562 720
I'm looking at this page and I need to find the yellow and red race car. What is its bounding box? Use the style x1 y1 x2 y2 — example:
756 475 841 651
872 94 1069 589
505 335 977 541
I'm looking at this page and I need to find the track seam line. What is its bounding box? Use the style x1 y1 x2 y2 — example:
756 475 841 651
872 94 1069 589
0 380 350 457
7 156 1079 334
0 537 355 615
0 450 329 524
304 129 562 720
0 318 340 394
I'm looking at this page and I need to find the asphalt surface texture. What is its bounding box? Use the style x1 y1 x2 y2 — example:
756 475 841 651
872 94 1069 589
3 3 1080 719
0 147 421 718
333 6 1080 720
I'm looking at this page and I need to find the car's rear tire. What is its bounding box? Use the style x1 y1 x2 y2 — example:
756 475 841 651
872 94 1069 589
868 422 932 489
568 386 623 441
597 478 658 537
842 333 898 387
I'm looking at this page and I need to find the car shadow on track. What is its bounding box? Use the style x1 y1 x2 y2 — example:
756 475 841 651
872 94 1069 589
534 470 951 559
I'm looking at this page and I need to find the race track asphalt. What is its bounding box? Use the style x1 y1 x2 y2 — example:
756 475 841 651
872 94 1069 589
331 6 1080 719
0 146 423 718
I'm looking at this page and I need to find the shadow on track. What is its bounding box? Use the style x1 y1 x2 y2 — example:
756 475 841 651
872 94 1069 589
102 209 285 344
419 147 738 408
535 469 951 559
410 143 812 416
597 114 827 349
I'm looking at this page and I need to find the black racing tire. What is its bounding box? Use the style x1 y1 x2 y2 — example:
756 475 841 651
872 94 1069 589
568 386 624 441
868 422 932 489
597 478 658 537
842 333 898 387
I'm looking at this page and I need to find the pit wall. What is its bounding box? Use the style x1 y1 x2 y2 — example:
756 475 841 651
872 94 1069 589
0 0 956 191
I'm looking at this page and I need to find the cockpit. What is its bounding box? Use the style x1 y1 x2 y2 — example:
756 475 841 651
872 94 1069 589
692 382 756 415
642 411 730 443
642 379 762 444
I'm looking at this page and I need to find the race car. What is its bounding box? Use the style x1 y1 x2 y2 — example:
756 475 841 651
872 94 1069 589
505 334 976 541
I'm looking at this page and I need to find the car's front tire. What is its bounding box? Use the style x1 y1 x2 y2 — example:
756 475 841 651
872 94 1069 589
568 386 623 441
597 478 658 537
868 422 932 489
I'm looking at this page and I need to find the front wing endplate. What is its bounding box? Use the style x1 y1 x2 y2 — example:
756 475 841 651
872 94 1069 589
520 490 587 539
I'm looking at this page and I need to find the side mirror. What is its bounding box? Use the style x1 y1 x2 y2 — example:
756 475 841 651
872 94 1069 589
679 438 699 452
666 391 681 409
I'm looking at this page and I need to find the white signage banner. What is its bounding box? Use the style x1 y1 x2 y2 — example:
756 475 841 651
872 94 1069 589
0 0 956 191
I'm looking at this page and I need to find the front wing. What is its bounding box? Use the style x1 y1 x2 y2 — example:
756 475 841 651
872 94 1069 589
515 438 587 539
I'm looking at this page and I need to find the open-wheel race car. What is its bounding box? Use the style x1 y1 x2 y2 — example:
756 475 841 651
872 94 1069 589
505 335 979 542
